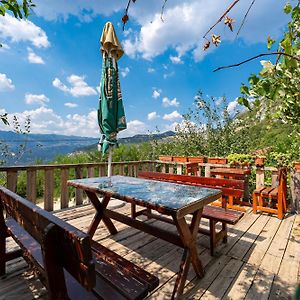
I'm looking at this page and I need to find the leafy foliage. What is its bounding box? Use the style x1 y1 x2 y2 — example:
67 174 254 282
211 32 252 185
170 92 252 157
238 1 300 125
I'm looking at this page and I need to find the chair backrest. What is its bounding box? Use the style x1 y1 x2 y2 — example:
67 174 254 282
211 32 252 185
278 167 288 200
0 186 95 290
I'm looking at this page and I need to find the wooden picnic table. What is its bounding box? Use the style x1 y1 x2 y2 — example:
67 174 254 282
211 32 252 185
211 167 251 207
67 175 221 299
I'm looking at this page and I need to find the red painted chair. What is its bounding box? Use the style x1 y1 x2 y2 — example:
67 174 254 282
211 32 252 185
252 168 287 219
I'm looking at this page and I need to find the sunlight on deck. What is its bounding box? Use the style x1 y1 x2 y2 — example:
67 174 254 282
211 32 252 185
1 203 299 299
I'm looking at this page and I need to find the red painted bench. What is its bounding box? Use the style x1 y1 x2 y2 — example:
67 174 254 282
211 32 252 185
136 172 244 255
0 186 158 300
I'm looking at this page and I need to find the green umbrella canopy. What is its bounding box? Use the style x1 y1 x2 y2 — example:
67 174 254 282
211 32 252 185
98 22 127 155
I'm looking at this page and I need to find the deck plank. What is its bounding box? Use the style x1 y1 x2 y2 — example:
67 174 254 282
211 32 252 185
0 204 298 300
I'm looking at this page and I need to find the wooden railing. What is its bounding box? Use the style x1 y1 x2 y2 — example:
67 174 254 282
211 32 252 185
0 160 279 212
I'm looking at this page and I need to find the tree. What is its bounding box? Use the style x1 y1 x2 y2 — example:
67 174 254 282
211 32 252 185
173 92 252 157
237 1 300 126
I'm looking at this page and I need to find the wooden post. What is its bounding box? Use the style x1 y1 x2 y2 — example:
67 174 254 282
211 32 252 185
75 167 83 206
205 165 211 177
26 169 37 203
256 167 265 189
6 171 17 192
169 163 174 174
291 168 300 213
87 166 94 178
44 168 54 211
177 164 182 175
134 164 138 177
271 170 278 187
60 168 69 209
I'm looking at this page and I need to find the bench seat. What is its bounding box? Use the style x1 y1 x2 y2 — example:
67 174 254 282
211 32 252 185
1 186 158 300
136 172 245 255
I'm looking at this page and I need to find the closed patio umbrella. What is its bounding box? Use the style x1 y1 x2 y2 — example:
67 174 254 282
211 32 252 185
98 22 127 177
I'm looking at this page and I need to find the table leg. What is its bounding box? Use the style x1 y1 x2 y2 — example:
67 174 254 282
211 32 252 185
85 191 118 237
172 209 204 298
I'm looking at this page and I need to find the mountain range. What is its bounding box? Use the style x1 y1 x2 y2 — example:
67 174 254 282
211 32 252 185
0 130 175 165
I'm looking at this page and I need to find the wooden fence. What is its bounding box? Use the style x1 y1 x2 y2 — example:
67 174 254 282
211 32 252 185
0 161 279 212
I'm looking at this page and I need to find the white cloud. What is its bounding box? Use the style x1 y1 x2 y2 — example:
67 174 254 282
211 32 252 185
25 94 49 105
163 72 175 79
33 1 125 22
227 99 239 114
119 119 148 137
120 67 130 78
0 73 15 91
147 68 155 73
0 43 10 51
0 14 50 48
163 110 182 121
53 75 97 97
64 102 78 108
0 107 99 137
164 122 180 132
152 89 161 99
170 55 183 64
27 47 45 64
162 97 179 107
123 0 289 62
148 111 159 120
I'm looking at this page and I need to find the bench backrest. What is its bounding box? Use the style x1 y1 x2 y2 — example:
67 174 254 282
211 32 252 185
0 186 95 290
138 171 245 198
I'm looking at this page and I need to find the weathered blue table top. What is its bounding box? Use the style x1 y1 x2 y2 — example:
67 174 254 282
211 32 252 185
68 175 221 210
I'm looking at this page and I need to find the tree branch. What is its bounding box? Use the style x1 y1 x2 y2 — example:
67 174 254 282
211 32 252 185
203 0 240 38
213 52 300 72
236 0 256 38
161 0 168 22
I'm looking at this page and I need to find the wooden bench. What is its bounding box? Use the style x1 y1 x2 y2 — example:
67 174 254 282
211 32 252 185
0 186 159 300
136 172 244 255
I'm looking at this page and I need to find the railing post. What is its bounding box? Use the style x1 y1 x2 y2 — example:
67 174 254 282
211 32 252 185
205 165 211 177
75 166 83 205
256 167 265 189
60 168 69 209
87 166 94 178
44 168 54 211
26 169 36 203
7 170 17 192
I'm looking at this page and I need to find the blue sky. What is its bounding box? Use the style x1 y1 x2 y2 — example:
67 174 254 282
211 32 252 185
0 0 289 138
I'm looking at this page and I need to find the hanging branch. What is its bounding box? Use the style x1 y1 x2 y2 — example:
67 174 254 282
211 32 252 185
236 0 256 38
213 52 300 72
161 0 168 22
203 0 240 39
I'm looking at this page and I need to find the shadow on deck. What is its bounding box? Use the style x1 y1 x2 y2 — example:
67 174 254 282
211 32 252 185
1 203 299 299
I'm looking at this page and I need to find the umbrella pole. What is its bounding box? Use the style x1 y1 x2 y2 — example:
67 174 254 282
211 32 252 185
107 146 112 177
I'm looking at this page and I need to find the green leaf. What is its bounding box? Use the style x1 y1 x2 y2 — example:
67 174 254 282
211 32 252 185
284 2 292 14
267 36 276 50
237 97 250 109
240 84 249 95
248 74 259 85
23 0 29 17
0 5 5 16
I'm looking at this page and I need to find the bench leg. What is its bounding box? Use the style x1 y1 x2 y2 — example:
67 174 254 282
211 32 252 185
209 220 216 256
42 224 69 300
252 192 257 214
222 222 227 244
131 203 136 219
0 208 6 276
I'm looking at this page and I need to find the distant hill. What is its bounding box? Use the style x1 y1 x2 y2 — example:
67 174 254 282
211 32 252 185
78 131 176 152
0 130 175 165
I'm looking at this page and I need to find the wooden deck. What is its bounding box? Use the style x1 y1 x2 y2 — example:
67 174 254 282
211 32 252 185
1 203 299 299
